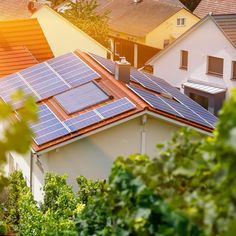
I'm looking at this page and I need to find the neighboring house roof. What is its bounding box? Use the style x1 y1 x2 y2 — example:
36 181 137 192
31 5 110 56
0 51 217 153
0 18 54 62
212 14 236 47
0 46 38 77
147 13 236 65
194 0 236 18
96 0 185 37
0 0 45 20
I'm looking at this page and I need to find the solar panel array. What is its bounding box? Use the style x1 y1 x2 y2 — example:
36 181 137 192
85 54 217 127
55 82 109 114
0 52 100 108
88 52 115 74
32 98 136 145
48 53 99 87
31 104 70 145
129 85 214 128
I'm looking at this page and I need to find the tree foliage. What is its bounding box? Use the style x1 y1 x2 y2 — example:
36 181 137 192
179 0 201 11
0 91 37 192
62 0 110 47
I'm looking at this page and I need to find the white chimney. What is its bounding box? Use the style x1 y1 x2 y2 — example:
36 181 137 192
115 57 131 84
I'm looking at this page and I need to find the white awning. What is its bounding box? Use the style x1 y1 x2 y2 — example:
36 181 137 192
183 82 226 95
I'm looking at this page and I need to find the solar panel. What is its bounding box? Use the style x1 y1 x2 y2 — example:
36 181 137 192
128 85 181 117
88 52 115 74
95 97 136 119
160 96 211 127
64 110 102 132
55 82 109 114
48 53 99 87
20 63 69 100
31 104 70 145
0 73 37 109
130 69 165 94
141 73 217 126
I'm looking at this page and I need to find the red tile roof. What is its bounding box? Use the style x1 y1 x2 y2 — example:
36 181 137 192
0 18 53 62
0 0 43 20
194 0 236 18
0 46 38 77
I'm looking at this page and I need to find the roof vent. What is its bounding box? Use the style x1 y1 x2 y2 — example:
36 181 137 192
115 57 131 84
133 0 142 3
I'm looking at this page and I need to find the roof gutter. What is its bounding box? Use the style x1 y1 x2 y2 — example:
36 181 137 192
34 109 213 156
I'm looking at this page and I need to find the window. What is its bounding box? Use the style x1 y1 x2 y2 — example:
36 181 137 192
177 17 186 26
232 61 236 79
207 56 224 77
115 42 120 56
163 39 170 48
190 93 209 110
180 50 188 70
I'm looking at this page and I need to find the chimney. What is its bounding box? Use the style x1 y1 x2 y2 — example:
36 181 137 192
115 57 131 84
28 0 37 13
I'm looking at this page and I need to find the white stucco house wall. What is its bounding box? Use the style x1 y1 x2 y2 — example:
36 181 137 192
4 51 217 202
147 13 236 115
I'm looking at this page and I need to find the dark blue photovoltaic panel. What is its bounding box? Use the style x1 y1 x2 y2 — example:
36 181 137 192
64 110 102 132
129 85 180 116
20 63 69 99
157 83 217 126
130 69 165 94
55 82 109 114
31 104 69 145
88 52 115 74
143 73 217 127
48 53 99 87
160 97 211 127
0 73 37 109
96 97 136 119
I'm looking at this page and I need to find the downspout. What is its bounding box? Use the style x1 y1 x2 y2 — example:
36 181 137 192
141 115 147 154
30 150 35 192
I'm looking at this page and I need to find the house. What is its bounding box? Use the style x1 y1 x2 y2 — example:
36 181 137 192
95 0 199 68
31 5 110 58
147 13 236 116
0 0 45 20
194 0 236 18
3 50 217 201
0 18 53 77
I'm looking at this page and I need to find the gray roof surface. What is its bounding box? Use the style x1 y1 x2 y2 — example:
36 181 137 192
97 0 185 37
194 0 236 18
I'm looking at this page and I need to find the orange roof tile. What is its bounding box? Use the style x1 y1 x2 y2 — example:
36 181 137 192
194 0 236 18
0 0 43 20
0 18 53 62
0 46 38 77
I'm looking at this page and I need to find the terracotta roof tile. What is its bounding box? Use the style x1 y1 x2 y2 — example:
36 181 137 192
0 0 44 20
212 14 236 48
97 0 185 37
194 0 236 18
0 18 53 62
0 46 38 77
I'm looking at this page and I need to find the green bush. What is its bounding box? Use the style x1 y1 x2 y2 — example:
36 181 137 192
0 221 8 234
6 171 27 227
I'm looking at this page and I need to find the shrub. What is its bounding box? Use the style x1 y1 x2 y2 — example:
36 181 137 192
0 221 8 234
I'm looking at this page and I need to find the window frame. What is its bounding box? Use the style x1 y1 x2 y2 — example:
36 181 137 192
177 17 186 26
207 56 224 77
180 50 188 70
231 61 236 80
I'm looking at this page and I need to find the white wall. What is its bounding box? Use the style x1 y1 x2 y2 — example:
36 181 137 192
30 115 179 201
152 19 236 97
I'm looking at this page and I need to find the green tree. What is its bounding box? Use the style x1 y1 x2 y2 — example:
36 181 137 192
179 0 201 11
62 0 110 47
